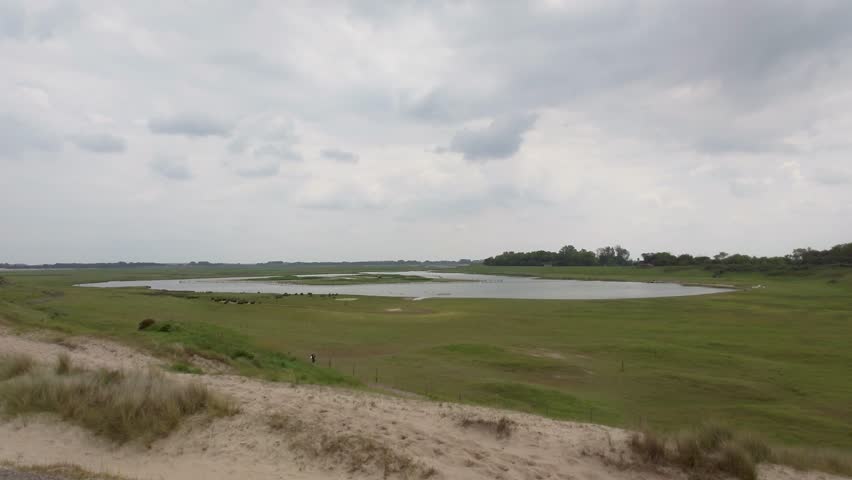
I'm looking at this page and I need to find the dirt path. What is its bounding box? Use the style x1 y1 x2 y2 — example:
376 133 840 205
0 330 846 480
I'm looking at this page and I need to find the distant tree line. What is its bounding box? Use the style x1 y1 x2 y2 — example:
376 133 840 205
483 243 852 268
0 259 480 269
483 245 631 266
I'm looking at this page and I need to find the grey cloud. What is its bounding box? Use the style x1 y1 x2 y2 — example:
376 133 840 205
71 133 127 154
148 113 232 137
321 148 359 163
0 1 80 40
693 134 797 155
813 168 852 186
227 137 249 154
449 113 537 162
235 163 279 178
0 113 61 158
254 144 302 162
149 156 192 180
206 51 291 78
729 178 771 198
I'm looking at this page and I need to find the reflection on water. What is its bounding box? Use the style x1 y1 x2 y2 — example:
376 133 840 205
79 271 730 300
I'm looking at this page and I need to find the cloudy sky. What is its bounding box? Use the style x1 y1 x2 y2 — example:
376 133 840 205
2 0 851 263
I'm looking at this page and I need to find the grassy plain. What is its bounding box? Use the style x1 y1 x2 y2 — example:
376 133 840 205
0 264 850 450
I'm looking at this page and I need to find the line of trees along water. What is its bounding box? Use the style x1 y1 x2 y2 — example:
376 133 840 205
483 243 852 268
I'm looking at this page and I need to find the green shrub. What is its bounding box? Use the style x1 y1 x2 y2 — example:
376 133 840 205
137 318 156 331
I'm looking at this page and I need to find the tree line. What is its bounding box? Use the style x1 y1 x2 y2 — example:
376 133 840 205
483 243 852 268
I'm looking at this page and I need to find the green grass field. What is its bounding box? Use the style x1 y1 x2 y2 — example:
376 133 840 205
0 265 850 450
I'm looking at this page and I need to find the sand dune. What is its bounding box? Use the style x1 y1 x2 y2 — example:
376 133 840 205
0 330 846 480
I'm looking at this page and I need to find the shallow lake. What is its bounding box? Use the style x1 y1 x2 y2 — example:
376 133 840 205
79 271 730 300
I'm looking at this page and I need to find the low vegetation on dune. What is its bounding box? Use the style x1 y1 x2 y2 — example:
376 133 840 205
267 412 437 479
0 462 132 480
630 423 852 480
0 354 237 443
0 354 35 381
458 415 516 439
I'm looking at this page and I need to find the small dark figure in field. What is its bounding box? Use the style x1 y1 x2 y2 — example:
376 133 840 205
309 353 316 365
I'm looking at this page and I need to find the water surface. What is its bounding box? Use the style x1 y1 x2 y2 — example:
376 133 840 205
79 271 730 300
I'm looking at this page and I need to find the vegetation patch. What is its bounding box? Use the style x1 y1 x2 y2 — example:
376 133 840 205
458 415 515 439
267 413 436 478
0 354 237 443
0 354 35 381
137 318 156 330
169 362 203 374
630 423 852 479
0 462 133 480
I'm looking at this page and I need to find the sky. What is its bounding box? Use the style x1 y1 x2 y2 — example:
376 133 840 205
2 0 851 264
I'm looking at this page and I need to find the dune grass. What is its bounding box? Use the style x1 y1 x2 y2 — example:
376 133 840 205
0 354 35 381
267 412 437 479
630 422 852 479
1 462 135 480
0 354 236 443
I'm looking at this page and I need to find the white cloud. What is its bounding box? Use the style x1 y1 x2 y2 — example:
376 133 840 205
0 0 851 262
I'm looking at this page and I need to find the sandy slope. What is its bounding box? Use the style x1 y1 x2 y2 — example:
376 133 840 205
0 330 845 480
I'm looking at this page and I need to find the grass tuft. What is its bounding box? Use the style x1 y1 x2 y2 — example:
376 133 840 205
0 354 35 380
0 365 237 443
627 423 852 480
629 430 667 463
268 413 436 478
773 447 852 477
717 442 757 480
458 415 516 439
56 352 72 375
169 362 203 374
0 462 134 480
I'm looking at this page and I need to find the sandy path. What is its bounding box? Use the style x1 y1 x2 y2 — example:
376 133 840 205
0 330 846 480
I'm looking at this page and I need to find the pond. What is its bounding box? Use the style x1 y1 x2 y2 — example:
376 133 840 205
78 271 731 300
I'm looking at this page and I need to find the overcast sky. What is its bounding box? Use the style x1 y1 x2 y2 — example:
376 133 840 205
2 0 851 263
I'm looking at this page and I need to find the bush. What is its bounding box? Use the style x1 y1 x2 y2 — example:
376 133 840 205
138 318 156 331
157 323 173 333
231 350 255 361
0 366 237 443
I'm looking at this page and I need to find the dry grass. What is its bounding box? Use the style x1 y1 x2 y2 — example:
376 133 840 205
773 447 852 477
630 424 756 480
268 413 436 479
1 461 135 480
0 355 237 443
629 423 852 480
458 415 516 439
0 354 35 380
55 352 72 375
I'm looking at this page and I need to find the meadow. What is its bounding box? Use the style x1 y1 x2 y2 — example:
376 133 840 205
0 264 850 450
